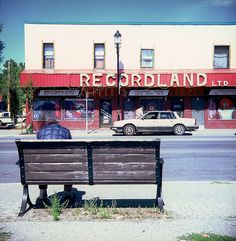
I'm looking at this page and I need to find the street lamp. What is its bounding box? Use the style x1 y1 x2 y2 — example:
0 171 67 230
114 30 122 121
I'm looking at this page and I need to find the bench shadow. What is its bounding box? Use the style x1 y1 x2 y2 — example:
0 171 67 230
34 188 157 209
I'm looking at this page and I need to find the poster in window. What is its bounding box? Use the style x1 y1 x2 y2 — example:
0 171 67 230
64 99 94 120
33 99 61 121
208 97 236 120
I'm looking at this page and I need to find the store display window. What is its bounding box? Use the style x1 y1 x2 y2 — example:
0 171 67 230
208 97 236 120
33 99 61 121
64 99 94 120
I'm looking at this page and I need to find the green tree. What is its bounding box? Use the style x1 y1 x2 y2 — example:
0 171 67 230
0 59 25 119
0 24 5 63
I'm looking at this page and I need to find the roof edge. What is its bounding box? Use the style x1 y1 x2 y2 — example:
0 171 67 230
24 21 236 26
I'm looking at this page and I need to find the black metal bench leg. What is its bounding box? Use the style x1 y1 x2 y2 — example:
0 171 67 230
156 158 165 212
18 184 33 217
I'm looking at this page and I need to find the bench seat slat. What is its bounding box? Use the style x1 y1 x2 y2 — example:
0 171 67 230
24 154 87 163
93 162 155 171
23 148 87 154
93 154 155 163
26 180 89 184
92 148 155 154
93 180 157 184
93 171 156 180
26 171 88 181
25 163 88 172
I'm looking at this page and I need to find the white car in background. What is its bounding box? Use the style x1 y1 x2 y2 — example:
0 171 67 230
0 112 15 128
16 114 26 124
111 111 199 136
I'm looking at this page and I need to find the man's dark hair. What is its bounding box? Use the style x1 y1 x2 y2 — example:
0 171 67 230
45 119 58 126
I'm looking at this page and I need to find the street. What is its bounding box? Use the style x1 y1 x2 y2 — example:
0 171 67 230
0 135 235 183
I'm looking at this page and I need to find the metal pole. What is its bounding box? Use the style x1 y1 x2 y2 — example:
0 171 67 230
85 91 88 134
7 60 10 112
116 43 120 121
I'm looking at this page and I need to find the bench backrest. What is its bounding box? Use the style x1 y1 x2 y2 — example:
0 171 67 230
16 139 161 185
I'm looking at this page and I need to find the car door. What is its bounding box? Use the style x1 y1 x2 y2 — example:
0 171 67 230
137 112 158 132
157 112 176 132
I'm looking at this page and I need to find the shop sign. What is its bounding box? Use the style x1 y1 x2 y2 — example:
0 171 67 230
129 89 169 96
39 89 80 96
21 71 236 88
209 89 236 95
78 72 235 88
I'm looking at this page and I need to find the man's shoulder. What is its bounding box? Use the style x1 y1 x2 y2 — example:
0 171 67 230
58 124 70 132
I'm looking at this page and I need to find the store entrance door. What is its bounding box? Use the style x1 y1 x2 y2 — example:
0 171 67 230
99 99 112 128
140 98 164 112
123 97 135 120
192 97 204 127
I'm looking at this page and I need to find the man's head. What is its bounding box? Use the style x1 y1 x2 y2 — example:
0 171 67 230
45 119 58 126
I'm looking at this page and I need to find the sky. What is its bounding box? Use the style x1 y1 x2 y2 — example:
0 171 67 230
0 0 236 71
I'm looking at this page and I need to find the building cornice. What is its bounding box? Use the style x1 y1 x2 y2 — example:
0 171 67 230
24 21 236 26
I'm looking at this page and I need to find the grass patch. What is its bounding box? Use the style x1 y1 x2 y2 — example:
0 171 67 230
74 198 169 220
178 233 236 241
0 228 11 241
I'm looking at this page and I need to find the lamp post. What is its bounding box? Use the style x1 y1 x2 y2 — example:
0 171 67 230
114 30 122 121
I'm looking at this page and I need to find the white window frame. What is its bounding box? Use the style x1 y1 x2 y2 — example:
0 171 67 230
213 45 230 69
43 43 54 69
94 43 105 69
141 49 154 68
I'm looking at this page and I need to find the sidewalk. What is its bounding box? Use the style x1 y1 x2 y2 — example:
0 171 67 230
0 127 236 139
0 181 236 241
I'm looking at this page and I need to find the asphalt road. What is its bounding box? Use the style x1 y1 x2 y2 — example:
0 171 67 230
160 138 236 181
0 136 235 183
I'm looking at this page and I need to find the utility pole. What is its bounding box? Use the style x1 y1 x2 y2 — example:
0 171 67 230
85 91 89 134
7 60 10 112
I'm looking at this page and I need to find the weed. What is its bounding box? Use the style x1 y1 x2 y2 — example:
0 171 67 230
111 200 118 214
83 198 99 215
178 233 236 241
98 208 112 219
74 199 167 220
25 124 33 134
44 193 69 221
0 227 11 241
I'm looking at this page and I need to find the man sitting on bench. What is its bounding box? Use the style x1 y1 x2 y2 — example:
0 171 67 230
36 119 72 206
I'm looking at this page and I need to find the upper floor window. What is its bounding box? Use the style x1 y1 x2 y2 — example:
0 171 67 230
214 46 229 69
43 43 54 69
94 43 105 69
141 49 154 68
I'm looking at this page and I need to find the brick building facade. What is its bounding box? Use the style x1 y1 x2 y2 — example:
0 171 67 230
20 23 236 130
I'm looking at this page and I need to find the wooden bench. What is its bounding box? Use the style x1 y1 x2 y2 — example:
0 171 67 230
15 138 164 216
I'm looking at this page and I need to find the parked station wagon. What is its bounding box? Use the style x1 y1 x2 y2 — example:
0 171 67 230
111 111 199 136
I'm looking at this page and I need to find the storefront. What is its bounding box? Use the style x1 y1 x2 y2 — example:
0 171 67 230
20 23 236 129
20 70 236 130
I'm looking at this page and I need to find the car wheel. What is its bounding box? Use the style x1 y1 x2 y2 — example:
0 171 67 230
0 120 2 126
173 124 185 135
123 124 136 136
